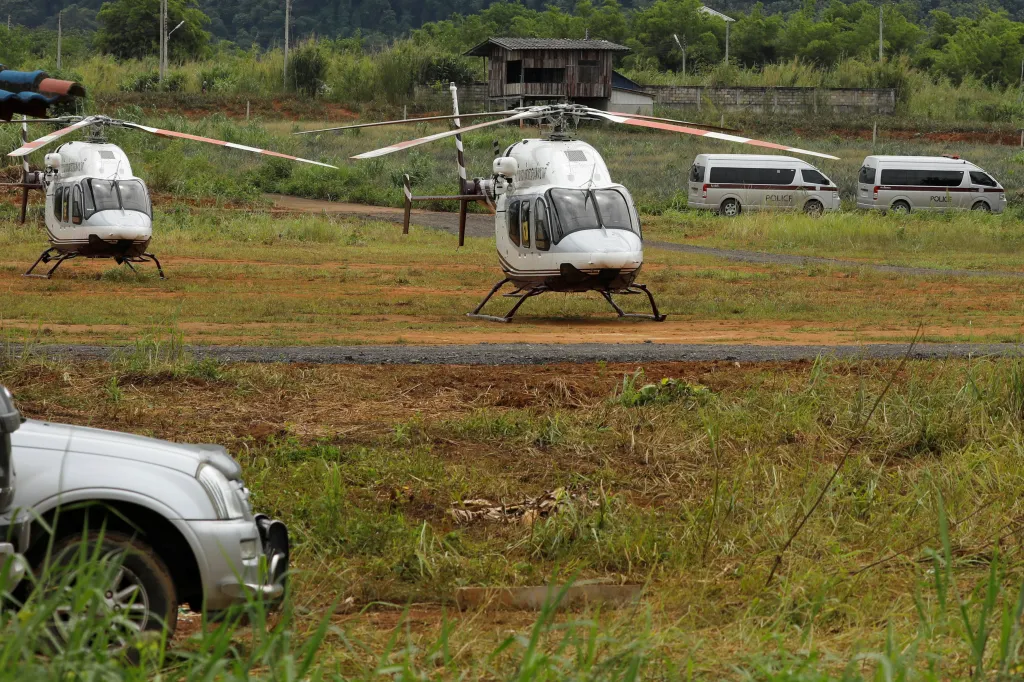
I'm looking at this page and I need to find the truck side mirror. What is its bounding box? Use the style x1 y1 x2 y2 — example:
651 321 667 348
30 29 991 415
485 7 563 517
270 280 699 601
0 388 21 435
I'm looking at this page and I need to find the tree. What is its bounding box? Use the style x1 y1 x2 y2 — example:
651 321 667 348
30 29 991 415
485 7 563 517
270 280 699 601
94 0 210 61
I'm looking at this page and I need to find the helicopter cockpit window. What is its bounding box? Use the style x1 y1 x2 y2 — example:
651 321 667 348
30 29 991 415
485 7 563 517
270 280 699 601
507 199 521 247
89 180 120 212
61 187 70 223
520 200 531 248
118 181 150 215
71 186 83 225
548 188 637 243
534 198 551 251
594 190 632 231
86 179 151 216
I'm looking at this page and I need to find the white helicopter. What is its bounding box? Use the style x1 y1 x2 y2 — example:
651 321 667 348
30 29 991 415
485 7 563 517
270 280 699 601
298 85 838 322
3 115 336 278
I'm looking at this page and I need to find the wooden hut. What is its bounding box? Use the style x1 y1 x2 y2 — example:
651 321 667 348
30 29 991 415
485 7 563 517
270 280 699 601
464 37 630 110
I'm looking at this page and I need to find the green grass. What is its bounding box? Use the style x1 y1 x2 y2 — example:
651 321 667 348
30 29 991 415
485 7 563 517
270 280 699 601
3 207 1024 346
647 207 1024 271
6 355 1024 677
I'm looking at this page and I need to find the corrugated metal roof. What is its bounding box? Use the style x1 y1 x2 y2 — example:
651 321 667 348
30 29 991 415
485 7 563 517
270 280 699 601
612 70 645 92
0 70 46 93
465 37 630 56
0 89 57 121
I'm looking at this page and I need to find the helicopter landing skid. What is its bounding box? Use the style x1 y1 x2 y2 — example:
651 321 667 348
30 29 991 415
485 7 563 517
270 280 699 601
24 249 166 279
601 284 666 322
466 278 667 323
118 253 166 280
23 248 77 278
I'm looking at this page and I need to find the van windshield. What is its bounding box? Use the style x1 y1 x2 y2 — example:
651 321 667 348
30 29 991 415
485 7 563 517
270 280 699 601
548 188 637 243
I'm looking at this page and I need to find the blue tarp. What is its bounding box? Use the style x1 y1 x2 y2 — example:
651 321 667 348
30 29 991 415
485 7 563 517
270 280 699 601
0 70 47 93
0 89 58 121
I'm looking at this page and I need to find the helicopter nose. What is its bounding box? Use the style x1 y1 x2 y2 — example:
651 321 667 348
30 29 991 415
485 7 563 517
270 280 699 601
561 230 643 268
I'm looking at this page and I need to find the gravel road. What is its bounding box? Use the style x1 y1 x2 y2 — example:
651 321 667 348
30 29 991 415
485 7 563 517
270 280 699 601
21 343 1024 365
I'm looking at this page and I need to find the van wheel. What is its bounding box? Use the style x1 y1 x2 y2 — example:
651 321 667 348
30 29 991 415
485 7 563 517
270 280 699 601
41 532 178 651
972 201 991 212
803 199 824 217
890 200 911 215
720 198 741 217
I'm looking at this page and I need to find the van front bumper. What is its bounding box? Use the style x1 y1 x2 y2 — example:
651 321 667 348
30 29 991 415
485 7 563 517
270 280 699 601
187 514 289 612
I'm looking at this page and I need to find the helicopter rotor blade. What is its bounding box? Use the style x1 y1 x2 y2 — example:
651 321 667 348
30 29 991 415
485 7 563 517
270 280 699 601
7 116 95 157
296 111 518 135
586 109 839 160
612 112 740 134
120 122 338 168
351 110 538 160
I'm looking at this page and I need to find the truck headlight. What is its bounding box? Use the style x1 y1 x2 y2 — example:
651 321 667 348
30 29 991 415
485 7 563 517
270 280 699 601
196 464 247 520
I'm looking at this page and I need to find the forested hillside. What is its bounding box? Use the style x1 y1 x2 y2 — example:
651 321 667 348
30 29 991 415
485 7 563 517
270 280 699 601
0 0 1021 44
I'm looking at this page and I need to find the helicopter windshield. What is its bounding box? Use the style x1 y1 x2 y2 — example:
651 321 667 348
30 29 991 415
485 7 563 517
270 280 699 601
84 179 151 217
547 188 637 243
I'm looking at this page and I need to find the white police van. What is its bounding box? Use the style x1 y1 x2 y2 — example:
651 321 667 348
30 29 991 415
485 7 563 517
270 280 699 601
688 154 840 216
856 155 1005 214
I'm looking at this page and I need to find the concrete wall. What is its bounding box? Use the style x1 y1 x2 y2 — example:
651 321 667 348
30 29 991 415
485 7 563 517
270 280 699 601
609 89 655 116
643 86 896 116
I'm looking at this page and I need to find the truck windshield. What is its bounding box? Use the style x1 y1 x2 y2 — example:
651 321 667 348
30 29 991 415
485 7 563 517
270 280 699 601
85 179 151 217
548 188 636 243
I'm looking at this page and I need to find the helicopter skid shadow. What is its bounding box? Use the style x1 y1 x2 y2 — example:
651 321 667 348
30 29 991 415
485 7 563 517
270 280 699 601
467 279 666 323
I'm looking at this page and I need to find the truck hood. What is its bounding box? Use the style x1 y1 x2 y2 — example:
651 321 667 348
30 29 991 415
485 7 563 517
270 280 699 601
14 420 239 478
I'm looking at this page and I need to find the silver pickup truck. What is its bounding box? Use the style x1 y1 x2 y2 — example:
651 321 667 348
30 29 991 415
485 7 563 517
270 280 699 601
3 385 289 637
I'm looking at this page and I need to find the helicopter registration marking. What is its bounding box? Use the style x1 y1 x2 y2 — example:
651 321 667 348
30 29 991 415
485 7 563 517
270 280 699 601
519 166 547 181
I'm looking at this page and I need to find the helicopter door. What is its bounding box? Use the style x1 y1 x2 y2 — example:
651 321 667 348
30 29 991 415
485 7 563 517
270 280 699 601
506 199 520 260
71 186 83 225
534 198 551 251
51 185 63 224
520 200 531 257
61 185 71 224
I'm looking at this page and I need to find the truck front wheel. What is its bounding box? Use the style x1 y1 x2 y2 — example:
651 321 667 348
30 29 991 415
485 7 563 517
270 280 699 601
43 531 178 648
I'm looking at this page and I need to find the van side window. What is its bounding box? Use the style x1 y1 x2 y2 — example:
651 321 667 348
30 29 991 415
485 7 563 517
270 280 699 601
507 199 520 247
858 166 875 184
880 169 964 187
520 200 531 248
970 171 997 187
71 186 83 224
709 167 795 185
689 164 705 183
535 198 551 251
802 169 829 186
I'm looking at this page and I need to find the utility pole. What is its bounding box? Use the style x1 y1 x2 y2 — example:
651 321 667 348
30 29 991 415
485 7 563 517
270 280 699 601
159 0 166 82
878 4 883 62
725 20 730 62
56 11 62 70
673 33 686 77
283 0 291 89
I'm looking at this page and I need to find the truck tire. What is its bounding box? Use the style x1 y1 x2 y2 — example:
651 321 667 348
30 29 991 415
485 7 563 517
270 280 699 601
43 531 178 648
890 200 911 215
803 199 824 216
972 201 991 212
720 198 741 217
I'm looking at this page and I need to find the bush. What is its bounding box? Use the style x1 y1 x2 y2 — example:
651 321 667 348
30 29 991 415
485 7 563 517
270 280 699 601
420 54 476 86
121 70 187 93
289 41 329 97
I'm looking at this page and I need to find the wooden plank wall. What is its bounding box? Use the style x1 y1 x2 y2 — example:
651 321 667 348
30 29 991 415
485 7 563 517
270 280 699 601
485 46 614 100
